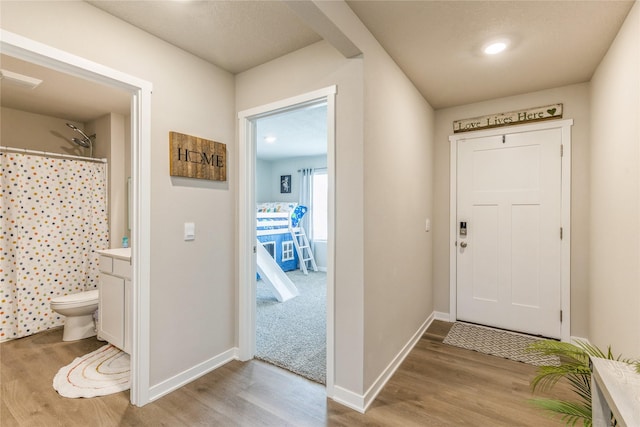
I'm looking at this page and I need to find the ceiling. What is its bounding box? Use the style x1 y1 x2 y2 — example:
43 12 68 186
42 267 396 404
87 0 635 109
1 54 131 123
255 101 327 161
2 0 635 159
347 0 635 109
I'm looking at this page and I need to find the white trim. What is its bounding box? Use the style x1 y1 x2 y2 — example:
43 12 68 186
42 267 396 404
325 88 336 396
237 85 337 395
560 123 572 342
361 313 434 411
256 229 290 236
433 311 450 321
0 145 107 163
449 139 458 323
1 30 153 406
237 110 257 361
332 312 435 413
571 336 591 345
148 348 238 402
332 385 366 413
449 119 573 342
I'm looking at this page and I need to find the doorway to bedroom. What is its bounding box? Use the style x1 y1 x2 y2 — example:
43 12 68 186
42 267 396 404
238 85 336 392
253 100 328 384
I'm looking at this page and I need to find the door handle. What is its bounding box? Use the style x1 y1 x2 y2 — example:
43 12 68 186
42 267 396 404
460 241 468 248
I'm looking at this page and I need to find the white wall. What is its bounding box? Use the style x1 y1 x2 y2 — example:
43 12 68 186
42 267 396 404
313 2 435 391
589 2 640 356
433 83 591 338
89 113 127 248
255 158 272 202
258 154 327 203
1 107 85 155
1 1 237 392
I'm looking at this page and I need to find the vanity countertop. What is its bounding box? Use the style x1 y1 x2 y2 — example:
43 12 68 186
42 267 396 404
97 247 131 261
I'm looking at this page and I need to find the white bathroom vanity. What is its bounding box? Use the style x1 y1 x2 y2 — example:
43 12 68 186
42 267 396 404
97 248 132 354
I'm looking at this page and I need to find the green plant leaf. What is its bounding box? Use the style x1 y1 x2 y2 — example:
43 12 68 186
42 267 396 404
529 398 592 427
527 339 634 426
530 363 590 393
527 340 589 365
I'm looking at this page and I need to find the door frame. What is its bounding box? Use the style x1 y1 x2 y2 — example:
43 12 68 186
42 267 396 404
449 119 573 341
1 30 153 405
237 85 336 395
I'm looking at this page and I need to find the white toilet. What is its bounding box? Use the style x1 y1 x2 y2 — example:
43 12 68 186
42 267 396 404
50 290 99 341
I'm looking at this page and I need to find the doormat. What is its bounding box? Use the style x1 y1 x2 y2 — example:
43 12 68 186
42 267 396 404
53 344 130 398
443 322 559 366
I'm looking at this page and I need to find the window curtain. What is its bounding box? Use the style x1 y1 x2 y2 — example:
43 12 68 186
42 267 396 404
298 168 314 240
0 153 109 341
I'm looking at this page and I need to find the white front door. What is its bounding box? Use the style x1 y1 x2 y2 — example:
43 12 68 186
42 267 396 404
456 128 562 338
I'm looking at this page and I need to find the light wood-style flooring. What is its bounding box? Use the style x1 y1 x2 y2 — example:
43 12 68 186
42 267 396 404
1 321 572 426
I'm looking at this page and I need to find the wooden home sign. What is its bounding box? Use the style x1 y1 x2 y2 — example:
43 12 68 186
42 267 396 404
453 103 563 133
169 131 227 181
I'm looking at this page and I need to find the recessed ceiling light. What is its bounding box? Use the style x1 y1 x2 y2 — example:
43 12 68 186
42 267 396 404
264 136 277 143
483 41 508 55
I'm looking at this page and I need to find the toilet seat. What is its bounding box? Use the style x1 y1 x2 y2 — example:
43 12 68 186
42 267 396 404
51 289 99 309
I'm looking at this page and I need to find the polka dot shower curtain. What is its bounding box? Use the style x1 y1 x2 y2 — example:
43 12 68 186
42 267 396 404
0 153 109 341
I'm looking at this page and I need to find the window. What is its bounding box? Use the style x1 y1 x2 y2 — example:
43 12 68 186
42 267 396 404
282 241 294 261
312 170 328 241
262 241 275 259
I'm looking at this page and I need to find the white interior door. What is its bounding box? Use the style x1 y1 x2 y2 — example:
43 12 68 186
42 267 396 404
456 128 562 338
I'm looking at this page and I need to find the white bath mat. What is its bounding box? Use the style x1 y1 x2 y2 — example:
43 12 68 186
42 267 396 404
53 344 130 398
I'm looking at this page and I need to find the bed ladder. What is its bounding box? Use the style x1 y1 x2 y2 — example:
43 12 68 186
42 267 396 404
290 226 318 275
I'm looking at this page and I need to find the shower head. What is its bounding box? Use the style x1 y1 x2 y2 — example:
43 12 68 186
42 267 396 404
71 137 91 148
66 123 94 142
65 123 96 157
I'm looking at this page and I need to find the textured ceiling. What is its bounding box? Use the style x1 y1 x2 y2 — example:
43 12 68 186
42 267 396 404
87 0 323 74
2 1 635 158
346 0 635 108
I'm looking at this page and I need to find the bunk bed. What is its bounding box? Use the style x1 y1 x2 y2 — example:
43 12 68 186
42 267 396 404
257 202 318 275
256 202 299 272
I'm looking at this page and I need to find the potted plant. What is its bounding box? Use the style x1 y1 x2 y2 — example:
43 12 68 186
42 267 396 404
527 339 633 427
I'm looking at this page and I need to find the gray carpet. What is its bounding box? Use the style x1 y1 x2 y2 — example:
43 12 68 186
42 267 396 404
256 270 326 384
443 322 560 366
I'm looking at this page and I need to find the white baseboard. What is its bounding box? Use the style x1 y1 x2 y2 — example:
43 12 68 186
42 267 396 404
434 311 450 321
332 385 366 413
570 335 591 345
330 312 436 413
361 312 435 411
148 347 238 402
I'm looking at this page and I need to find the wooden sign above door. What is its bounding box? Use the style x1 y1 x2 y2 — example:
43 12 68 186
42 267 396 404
169 131 226 181
453 103 563 133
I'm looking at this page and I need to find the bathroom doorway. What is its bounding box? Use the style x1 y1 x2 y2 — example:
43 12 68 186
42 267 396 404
1 31 152 405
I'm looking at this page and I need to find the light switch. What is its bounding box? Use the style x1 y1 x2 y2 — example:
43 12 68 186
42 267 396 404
425 218 431 232
184 222 195 241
